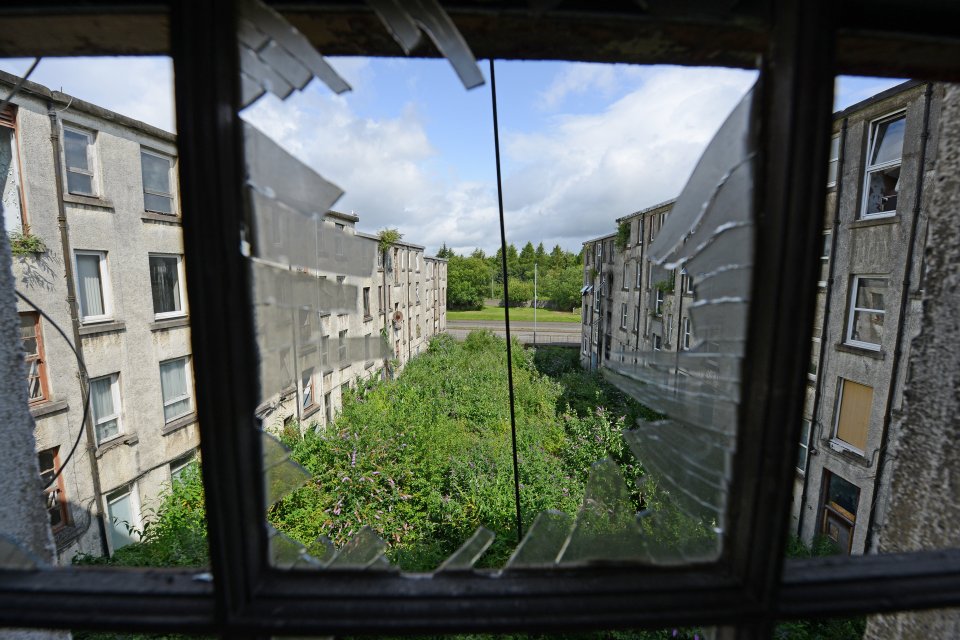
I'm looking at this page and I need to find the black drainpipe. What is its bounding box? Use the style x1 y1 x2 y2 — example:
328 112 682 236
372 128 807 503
864 82 933 553
796 116 847 538
47 101 110 557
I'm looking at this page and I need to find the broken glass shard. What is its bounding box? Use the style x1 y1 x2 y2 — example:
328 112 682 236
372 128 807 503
506 510 573 568
437 527 494 571
328 526 389 568
261 431 311 508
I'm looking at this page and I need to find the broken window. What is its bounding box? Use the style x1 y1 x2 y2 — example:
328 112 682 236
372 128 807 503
1 107 25 233
38 447 69 531
19 311 48 404
861 112 905 217
821 471 860 554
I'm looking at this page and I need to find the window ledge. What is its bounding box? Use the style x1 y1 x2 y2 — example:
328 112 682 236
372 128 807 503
64 193 114 210
150 316 190 332
79 321 126 336
835 342 886 359
95 433 138 458
363 315 373 322
824 439 872 467
141 211 182 224
161 412 198 436
302 404 322 420
339 364 350 371
850 214 901 229
29 398 70 419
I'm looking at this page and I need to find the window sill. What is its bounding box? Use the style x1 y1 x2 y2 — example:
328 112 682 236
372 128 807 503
825 439 871 466
95 433 138 458
64 193 114 210
162 412 198 436
79 321 126 336
835 342 886 360
29 398 70 419
339 364 350 371
141 211 182 224
302 404 322 420
850 214 901 229
150 316 190 331
363 315 373 322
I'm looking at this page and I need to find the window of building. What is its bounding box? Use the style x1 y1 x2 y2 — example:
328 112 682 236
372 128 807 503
140 149 175 214
324 391 332 426
845 276 887 350
826 134 840 187
681 316 691 350
362 287 371 318
320 335 330 370
581 337 587 354
652 334 662 351
338 329 347 364
301 367 315 410
821 471 860 554
834 378 873 453
633 305 640 333
106 485 139 553
635 263 641 289
393 248 399 283
160 357 192 423
38 447 69 531
170 452 196 483
75 250 112 322
62 125 97 196
595 242 602 264
90 373 121 445
19 312 48 404
621 263 628 290
620 303 627 328
1 111 26 233
149 254 185 318
654 288 664 316
819 232 831 285
808 337 821 381
797 419 811 474
861 112 905 218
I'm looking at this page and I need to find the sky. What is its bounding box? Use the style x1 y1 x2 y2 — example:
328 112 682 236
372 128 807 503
0 56 906 256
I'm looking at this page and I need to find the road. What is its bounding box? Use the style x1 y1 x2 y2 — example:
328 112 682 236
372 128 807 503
446 320 582 345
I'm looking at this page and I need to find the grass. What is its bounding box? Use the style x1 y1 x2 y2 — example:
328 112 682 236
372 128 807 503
448 306 581 323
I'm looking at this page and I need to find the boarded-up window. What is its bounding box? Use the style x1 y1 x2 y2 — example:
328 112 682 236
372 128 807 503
835 379 872 451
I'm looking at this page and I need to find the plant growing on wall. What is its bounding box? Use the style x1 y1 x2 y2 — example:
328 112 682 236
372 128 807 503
9 231 46 256
615 221 631 251
589 267 599 282
654 278 675 294
377 228 402 254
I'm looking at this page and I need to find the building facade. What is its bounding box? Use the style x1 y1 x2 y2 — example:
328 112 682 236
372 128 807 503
580 81 942 557
2 70 199 562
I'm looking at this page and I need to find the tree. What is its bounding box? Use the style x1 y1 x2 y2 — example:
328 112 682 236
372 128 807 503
436 243 454 259
447 255 489 310
535 242 547 266
549 244 569 270
542 265 584 311
504 277 533 307
517 241 536 281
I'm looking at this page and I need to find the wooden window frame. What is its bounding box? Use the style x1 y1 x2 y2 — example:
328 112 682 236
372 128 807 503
19 311 49 405
38 447 70 532
0 1 960 638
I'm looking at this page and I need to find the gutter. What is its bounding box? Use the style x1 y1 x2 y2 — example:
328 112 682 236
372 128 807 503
47 101 110 557
864 82 934 553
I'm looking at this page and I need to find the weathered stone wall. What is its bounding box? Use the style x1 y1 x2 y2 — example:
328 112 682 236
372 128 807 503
864 84 960 639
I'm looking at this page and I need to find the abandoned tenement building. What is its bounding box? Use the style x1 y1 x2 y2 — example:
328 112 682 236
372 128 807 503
582 79 944 557
0 68 446 563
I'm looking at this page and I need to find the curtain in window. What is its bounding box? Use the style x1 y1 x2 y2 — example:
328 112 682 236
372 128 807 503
77 254 104 317
91 377 118 442
107 490 136 550
160 360 190 421
150 257 181 314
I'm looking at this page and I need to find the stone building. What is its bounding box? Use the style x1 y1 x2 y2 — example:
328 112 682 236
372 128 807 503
2 70 198 562
580 199 691 371
580 80 943 558
792 80 943 555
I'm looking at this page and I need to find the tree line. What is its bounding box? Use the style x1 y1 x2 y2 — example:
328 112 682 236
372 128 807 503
438 241 584 311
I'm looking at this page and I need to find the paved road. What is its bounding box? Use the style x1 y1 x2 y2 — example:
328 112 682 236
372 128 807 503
446 320 581 345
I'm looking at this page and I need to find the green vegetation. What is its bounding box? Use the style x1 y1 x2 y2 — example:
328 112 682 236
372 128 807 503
8 231 47 256
615 221 631 251
448 306 581 323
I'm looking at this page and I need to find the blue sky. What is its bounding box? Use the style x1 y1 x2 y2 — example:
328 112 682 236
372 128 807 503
0 56 906 255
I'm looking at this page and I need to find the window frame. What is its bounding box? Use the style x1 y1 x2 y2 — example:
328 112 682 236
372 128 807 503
149 253 187 319
159 356 193 424
3 2 960 638
832 377 873 456
140 147 177 215
845 274 887 351
61 124 98 197
89 372 122 446
74 250 113 323
859 110 906 219
19 311 49 405
105 483 141 555
38 447 70 532
826 133 840 187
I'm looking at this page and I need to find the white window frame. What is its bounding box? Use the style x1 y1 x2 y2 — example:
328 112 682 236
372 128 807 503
633 305 640 333
149 253 187 320
170 452 196 482
654 288 664 317
620 303 628 328
797 418 811 474
74 250 113 323
62 124 98 197
90 373 122 445
140 147 177 215
105 484 141 554
808 336 821 381
160 357 193 423
635 263 642 289
818 232 831 287
826 134 840 187
681 316 691 350
845 275 887 351
652 334 662 351
859 111 905 219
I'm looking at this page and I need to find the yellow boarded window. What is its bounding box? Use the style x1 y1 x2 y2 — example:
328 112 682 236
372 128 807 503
836 379 872 451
